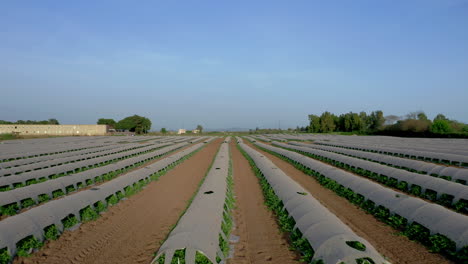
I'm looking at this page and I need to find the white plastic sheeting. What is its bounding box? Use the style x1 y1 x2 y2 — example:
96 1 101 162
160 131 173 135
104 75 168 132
0 142 180 188
153 142 230 264
288 141 468 184
240 143 389 264
0 144 128 169
0 136 161 162
256 142 468 250
275 142 468 204
0 142 209 257
314 141 468 167
0 143 157 177
0 142 191 209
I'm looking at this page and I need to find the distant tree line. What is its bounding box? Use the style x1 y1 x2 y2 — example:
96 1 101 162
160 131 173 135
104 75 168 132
0 119 60 125
307 111 385 133
305 111 468 137
97 115 151 134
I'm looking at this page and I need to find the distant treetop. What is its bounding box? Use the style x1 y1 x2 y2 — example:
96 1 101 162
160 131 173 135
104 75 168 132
0 119 60 125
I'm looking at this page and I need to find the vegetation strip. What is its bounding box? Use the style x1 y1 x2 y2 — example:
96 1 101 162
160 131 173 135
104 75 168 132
153 138 234 264
0 140 214 263
0 141 184 191
0 142 155 176
237 140 388 264
0 143 131 169
313 141 468 167
273 142 468 214
287 141 468 185
0 143 117 163
249 140 468 262
0 141 201 217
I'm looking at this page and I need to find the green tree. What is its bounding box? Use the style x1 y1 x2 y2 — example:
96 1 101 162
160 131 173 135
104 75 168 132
369 110 385 131
350 113 363 131
430 120 452 134
115 115 151 134
48 118 60 125
160 128 167 134
417 112 429 121
434 114 448 121
308 114 321 133
97 118 117 128
320 111 336 132
359 111 369 131
196 124 203 133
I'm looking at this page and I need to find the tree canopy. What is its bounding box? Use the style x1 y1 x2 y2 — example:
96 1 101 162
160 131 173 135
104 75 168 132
97 118 117 128
305 111 467 137
196 124 203 133
0 119 60 125
115 115 151 134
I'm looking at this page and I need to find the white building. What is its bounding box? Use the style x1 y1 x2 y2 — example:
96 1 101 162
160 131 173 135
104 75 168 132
178 129 186 135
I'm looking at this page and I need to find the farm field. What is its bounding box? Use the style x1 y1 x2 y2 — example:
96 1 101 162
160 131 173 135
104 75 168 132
0 135 467 264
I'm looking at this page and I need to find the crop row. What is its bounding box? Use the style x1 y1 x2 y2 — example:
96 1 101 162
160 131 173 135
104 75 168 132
313 141 468 167
238 140 388 263
0 143 131 169
0 142 157 177
288 142 468 185
153 139 233 264
273 142 468 214
0 141 183 190
0 139 214 263
0 141 195 216
252 141 468 262
0 141 115 163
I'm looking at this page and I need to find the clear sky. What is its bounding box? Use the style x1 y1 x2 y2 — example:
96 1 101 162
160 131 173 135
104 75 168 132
1 0 467 131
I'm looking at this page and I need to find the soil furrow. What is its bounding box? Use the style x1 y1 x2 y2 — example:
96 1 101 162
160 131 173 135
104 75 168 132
228 141 301 264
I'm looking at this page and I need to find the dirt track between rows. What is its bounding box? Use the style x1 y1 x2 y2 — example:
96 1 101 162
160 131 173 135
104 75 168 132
17 138 223 264
228 141 301 264
245 140 453 264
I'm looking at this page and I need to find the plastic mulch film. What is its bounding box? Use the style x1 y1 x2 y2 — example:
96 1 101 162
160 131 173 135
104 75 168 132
152 143 230 264
240 143 390 264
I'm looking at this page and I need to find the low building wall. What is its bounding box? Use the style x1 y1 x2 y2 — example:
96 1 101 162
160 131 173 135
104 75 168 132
0 125 108 136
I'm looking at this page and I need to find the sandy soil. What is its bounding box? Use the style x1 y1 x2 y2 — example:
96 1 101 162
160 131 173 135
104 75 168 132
228 141 301 264
16 138 223 264
245 140 454 264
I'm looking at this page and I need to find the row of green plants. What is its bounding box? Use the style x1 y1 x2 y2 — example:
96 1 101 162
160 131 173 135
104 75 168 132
0 143 206 264
254 143 468 263
1 143 138 170
0 143 177 192
220 157 235 262
279 144 468 214
155 143 235 264
0 144 190 216
1 143 152 176
0 144 109 163
315 142 467 167
304 143 466 185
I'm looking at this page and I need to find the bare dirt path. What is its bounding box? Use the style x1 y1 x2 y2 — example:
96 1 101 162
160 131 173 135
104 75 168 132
245 140 453 264
228 141 301 264
17 138 223 264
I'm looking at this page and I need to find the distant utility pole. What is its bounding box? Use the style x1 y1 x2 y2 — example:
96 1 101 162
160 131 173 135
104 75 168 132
278 120 281 130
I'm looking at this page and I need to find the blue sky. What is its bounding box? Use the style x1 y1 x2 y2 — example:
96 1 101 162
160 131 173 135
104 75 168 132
1 0 467 130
